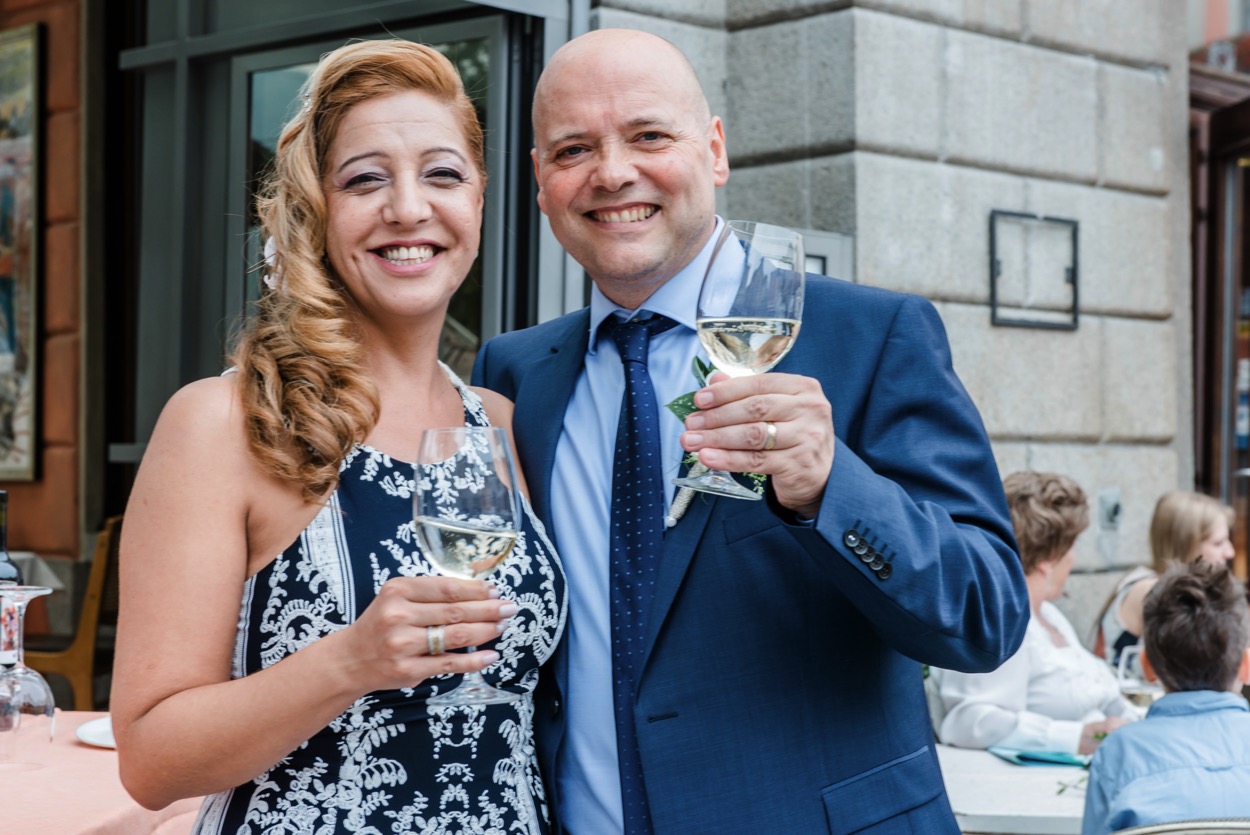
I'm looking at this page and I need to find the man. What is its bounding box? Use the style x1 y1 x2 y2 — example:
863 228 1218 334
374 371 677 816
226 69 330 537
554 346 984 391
473 28 1029 833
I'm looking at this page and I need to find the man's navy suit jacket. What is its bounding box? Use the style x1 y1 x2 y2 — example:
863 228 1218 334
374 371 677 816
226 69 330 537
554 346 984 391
473 274 1029 834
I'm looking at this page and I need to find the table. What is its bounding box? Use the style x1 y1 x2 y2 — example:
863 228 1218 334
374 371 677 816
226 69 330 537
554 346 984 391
1 710 202 834
938 744 1086 835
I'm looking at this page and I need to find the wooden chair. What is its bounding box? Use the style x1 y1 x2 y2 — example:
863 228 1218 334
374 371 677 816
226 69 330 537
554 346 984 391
25 516 122 711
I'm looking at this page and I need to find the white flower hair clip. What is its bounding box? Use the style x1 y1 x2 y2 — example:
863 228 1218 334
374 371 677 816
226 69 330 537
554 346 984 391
262 236 284 294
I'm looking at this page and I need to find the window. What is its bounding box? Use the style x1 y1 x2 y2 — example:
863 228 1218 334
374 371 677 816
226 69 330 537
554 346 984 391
111 2 574 462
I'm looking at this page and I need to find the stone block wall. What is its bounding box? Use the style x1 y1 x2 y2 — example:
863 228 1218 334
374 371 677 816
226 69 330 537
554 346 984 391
594 0 1192 646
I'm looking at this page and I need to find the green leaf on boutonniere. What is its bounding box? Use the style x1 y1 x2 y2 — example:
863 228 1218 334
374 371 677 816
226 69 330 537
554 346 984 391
692 355 714 387
666 391 698 422
666 357 715 422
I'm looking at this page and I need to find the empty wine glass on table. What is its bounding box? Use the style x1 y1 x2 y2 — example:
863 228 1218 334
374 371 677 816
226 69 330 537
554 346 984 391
414 425 521 707
672 220 806 500
0 585 55 769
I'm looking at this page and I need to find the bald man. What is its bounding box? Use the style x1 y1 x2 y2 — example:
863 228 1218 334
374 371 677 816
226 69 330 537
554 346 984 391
474 28 1028 834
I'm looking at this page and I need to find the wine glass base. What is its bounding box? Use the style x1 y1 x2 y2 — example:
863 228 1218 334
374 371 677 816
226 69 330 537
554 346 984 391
427 682 520 708
671 473 763 501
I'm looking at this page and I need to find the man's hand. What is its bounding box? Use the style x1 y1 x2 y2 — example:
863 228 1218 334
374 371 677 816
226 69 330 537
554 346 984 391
680 371 834 518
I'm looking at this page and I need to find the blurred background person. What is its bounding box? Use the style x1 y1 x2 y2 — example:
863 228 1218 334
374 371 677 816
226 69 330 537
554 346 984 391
1095 490 1235 677
1083 560 1250 833
933 472 1142 755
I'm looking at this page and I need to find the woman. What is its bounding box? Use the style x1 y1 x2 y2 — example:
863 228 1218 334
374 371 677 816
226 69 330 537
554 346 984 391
933 472 1141 755
111 40 566 833
1096 490 1235 674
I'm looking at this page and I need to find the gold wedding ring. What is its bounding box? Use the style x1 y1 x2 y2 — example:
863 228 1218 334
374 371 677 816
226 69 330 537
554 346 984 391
427 624 446 656
762 421 778 451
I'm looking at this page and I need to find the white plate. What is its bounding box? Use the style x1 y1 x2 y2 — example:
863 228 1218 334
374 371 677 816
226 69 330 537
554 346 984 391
75 715 115 749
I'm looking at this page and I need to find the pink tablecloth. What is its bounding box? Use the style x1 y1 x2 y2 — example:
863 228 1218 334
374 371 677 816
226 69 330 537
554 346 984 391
0 710 202 834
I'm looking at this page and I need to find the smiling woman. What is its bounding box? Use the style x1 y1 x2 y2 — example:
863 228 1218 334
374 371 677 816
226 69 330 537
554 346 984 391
322 89 484 334
110 39 566 835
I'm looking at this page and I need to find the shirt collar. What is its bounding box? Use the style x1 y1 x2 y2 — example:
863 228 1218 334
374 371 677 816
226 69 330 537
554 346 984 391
1146 689 1250 719
587 216 725 354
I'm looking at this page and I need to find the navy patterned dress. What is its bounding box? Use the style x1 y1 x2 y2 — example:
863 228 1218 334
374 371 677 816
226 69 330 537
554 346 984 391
193 369 567 835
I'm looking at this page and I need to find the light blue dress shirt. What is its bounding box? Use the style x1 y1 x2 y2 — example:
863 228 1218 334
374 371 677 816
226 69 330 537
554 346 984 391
551 219 728 834
1082 690 1250 834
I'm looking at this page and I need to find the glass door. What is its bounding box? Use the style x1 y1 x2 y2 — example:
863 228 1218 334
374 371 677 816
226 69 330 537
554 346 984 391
228 17 510 379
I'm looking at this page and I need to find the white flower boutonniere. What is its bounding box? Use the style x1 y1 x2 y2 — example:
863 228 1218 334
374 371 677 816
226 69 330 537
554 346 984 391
663 357 767 527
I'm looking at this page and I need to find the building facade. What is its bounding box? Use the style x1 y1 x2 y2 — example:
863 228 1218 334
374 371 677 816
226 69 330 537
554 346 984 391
13 0 1205 647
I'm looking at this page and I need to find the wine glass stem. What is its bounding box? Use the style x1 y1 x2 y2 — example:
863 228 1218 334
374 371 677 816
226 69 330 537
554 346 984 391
461 647 487 685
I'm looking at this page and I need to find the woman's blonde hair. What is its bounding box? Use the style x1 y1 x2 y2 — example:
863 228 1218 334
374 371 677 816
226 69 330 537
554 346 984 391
1002 471 1089 574
229 39 485 501
1149 490 1235 572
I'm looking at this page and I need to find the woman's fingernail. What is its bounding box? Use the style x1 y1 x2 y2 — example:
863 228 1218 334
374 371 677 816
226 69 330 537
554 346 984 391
481 650 500 665
496 619 510 634
499 602 518 618
486 585 502 599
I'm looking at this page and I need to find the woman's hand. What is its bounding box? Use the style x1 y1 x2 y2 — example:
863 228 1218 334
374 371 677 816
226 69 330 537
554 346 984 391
1078 715 1130 755
334 576 514 693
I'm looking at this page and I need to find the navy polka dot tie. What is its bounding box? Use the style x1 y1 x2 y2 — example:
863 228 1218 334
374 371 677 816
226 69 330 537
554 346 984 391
603 312 677 835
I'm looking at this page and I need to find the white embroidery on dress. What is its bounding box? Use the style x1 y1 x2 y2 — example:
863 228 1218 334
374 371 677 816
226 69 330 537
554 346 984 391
300 491 356 621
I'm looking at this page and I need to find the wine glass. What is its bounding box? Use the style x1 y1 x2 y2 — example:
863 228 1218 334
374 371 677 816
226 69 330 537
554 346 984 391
0 585 55 769
414 426 521 707
672 220 806 500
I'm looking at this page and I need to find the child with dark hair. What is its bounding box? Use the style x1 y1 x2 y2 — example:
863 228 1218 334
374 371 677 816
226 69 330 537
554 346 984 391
1082 560 1250 833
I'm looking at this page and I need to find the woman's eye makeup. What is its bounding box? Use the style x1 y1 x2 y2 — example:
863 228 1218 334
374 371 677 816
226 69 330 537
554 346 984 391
333 155 471 189
425 159 468 181
343 171 384 188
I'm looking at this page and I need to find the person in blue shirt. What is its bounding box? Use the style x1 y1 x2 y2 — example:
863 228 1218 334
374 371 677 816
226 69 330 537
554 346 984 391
1083 560 1250 834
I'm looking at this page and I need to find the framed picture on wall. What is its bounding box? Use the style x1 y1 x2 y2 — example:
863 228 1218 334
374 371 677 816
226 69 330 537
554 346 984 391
0 24 39 481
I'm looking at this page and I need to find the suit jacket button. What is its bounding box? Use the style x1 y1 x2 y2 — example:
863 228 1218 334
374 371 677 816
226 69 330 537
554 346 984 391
843 530 861 548
877 563 893 580
869 556 885 570
859 547 876 564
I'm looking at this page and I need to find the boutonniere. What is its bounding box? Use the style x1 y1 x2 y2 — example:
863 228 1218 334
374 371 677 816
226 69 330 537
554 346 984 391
663 357 767 527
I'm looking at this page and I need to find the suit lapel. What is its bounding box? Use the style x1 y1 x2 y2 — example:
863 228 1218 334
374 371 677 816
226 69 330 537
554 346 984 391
642 485 717 664
510 313 588 709
511 310 590 538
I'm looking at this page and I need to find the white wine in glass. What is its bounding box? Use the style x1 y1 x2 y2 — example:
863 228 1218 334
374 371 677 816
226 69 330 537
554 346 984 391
698 317 801 377
674 220 806 500
415 519 517 581
414 426 522 707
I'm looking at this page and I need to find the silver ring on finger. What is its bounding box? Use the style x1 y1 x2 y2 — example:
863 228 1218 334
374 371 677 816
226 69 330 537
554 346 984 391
426 624 446 656
762 421 778 451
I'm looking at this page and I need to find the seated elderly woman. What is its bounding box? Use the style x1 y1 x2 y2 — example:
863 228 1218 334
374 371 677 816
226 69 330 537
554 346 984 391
932 471 1142 755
